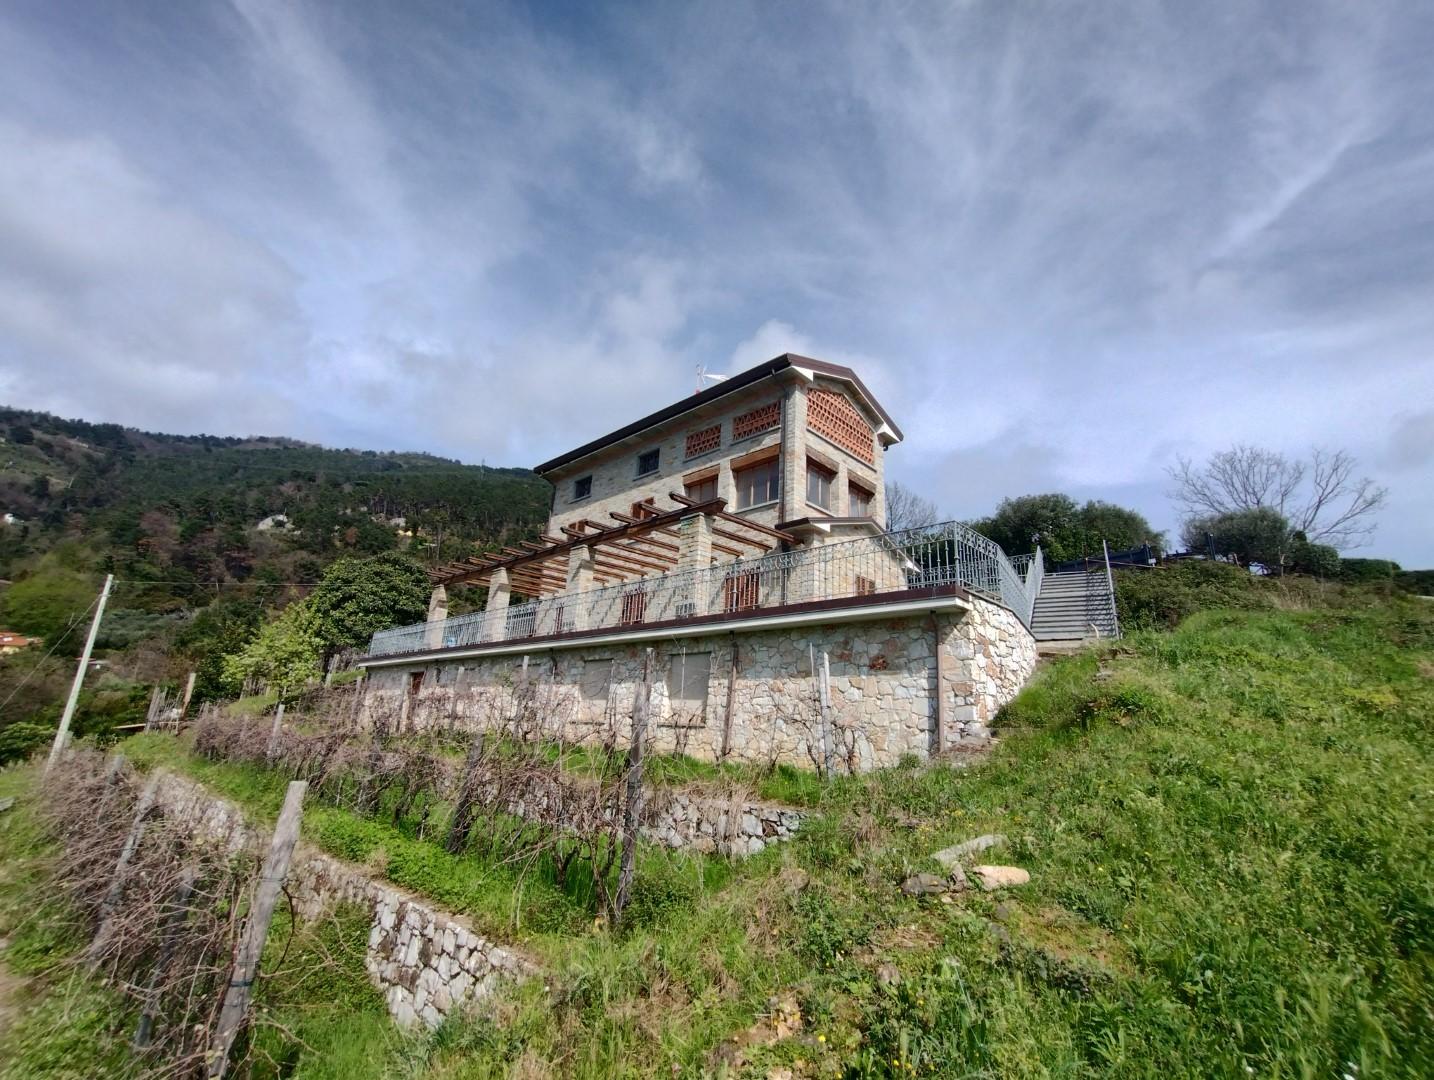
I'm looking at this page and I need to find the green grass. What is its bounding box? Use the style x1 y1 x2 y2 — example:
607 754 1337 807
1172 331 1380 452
0 765 405 1079
529 738 826 806
120 733 732 949
8 595 1433 1077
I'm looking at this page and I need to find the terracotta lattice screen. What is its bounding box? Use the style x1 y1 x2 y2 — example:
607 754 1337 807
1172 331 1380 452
807 388 875 464
732 401 781 441
684 424 721 458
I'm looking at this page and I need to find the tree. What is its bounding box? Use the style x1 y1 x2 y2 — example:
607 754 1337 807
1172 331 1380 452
969 494 1160 564
884 481 940 532
1169 445 1387 549
221 601 322 700
1181 507 1291 570
306 551 430 660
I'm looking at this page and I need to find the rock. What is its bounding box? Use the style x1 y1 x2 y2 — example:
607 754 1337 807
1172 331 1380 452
0 797 14 813
992 902 1012 922
932 833 1005 870
876 962 901 986
778 867 809 895
901 873 949 897
971 865 1030 891
947 862 969 892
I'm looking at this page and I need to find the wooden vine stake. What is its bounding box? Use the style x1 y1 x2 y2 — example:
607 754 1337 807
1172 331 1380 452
818 650 835 780
265 703 285 763
613 648 652 928
87 769 163 968
206 780 307 1079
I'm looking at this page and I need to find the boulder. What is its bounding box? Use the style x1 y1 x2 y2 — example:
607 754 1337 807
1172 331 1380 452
901 873 949 897
970 865 1030 891
932 833 1005 870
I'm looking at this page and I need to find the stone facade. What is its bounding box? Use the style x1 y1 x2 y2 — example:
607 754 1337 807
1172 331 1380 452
363 595 1037 772
149 772 534 1029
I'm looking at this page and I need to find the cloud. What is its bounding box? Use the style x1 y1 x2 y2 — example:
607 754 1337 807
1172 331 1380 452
0 119 305 431
1 0 1431 563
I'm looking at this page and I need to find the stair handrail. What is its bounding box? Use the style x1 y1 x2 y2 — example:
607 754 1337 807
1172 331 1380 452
1102 539 1120 639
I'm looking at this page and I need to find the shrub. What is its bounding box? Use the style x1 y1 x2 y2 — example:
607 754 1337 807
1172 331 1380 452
1338 558 1401 583
1115 561 1270 631
0 721 53 766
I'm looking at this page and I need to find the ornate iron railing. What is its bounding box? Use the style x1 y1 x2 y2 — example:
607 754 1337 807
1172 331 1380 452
368 520 1039 658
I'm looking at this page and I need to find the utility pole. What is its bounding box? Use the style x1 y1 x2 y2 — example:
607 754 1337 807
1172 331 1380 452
45 574 113 776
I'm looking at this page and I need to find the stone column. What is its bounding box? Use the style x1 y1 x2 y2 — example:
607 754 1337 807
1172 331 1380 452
423 585 448 650
485 569 511 641
677 513 714 615
779 384 808 525
562 547 595 631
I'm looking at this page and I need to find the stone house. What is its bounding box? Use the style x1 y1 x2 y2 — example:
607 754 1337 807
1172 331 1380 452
361 353 1048 772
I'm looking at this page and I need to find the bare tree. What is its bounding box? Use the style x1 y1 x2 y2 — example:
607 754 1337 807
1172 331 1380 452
1169 445 1387 549
884 480 941 532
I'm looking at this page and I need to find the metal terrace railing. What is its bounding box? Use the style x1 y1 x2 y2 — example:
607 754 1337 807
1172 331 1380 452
367 521 1041 658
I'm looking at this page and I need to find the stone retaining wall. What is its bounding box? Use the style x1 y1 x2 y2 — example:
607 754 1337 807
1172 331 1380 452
364 595 1037 771
150 773 534 1029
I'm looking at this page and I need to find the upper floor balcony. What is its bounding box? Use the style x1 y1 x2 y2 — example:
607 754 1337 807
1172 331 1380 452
367 517 1042 660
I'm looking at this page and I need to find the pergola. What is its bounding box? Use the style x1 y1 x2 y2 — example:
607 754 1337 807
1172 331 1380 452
429 493 797 597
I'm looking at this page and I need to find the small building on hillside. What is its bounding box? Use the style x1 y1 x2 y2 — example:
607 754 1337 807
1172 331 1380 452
0 630 40 654
360 354 1054 772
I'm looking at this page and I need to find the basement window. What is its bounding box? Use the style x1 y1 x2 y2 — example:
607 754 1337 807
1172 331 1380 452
636 449 660 476
665 651 711 722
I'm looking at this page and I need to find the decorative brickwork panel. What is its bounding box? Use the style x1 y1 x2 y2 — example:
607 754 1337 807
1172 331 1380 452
807 388 875 464
684 424 722 459
732 401 781 441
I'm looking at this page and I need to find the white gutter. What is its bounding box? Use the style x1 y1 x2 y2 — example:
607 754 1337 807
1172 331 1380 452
363 593 972 669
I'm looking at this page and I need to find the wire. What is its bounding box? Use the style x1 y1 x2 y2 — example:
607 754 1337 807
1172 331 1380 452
0 595 99 711
111 578 323 588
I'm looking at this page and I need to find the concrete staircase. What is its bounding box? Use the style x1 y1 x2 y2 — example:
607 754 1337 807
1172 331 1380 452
1030 569 1118 644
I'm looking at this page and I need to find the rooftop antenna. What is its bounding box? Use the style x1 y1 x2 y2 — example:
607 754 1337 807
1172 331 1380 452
695 363 729 394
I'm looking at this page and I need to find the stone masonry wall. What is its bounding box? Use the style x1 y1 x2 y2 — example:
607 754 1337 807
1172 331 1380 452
149 772 534 1029
364 597 1037 771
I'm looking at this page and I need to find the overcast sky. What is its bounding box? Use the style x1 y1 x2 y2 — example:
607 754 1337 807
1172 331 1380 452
1 1 1431 563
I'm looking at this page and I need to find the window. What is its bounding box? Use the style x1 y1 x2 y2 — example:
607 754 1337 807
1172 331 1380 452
573 475 592 500
734 458 780 509
665 651 711 719
636 449 659 476
722 568 761 612
620 587 647 625
685 474 718 503
806 459 834 510
581 659 611 702
849 482 872 517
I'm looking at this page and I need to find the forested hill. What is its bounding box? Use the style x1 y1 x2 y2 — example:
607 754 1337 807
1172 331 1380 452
0 404 551 588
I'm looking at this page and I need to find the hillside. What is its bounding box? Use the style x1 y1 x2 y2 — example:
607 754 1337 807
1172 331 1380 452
0 405 551 733
1 405 550 580
0 591 1429 1077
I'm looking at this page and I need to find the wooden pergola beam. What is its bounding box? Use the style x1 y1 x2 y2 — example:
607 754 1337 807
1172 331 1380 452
711 525 772 551
668 491 797 543
434 498 728 587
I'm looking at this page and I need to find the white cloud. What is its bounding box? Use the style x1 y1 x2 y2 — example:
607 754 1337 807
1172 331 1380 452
1 0 1431 563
